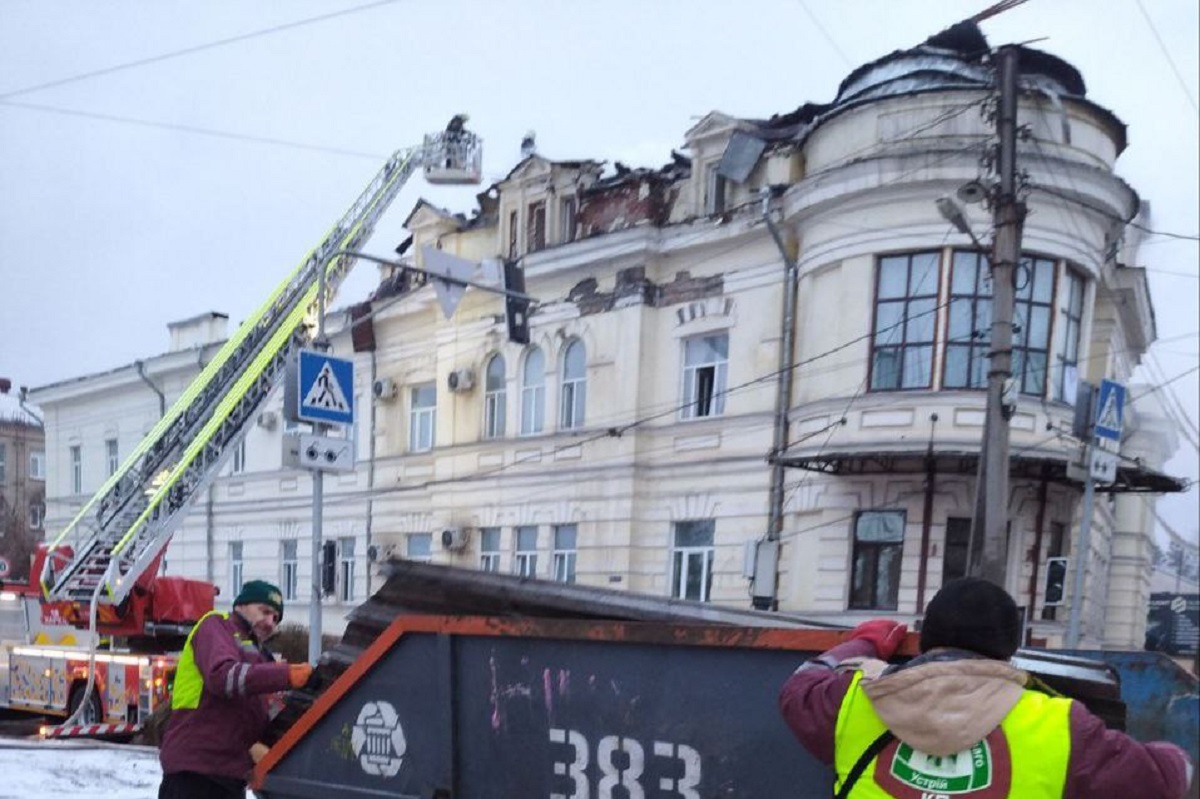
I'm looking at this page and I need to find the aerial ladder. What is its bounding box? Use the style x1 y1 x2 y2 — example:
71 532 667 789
41 119 484 613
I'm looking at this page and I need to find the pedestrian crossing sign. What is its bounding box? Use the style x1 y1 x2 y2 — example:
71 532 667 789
1093 378 1126 442
297 350 355 426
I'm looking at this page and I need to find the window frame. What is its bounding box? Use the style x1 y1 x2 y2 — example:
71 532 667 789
408 383 437 452
29 451 45 481
479 527 501 572
339 536 356 603
69 445 82 494
29 502 45 530
680 333 729 420
671 520 715 602
848 510 906 610
552 524 578 584
231 437 246 475
704 162 727 214
559 339 587 430
281 539 299 601
483 353 506 439
527 200 547 252
869 251 940 392
229 541 244 598
942 517 972 584
507 209 519 259
406 532 433 563
514 525 538 577
1011 255 1057 396
105 438 119 477
520 347 546 436
1056 267 1085 402
560 196 578 243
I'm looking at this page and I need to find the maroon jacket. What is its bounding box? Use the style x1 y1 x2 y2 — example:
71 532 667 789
779 639 1193 798
159 611 291 782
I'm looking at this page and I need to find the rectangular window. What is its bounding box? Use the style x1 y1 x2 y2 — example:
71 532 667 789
672 520 715 602
480 527 501 572
281 540 298 601
1012 256 1056 396
944 251 992 390
1056 268 1084 402
0 443 5 482
339 537 356 602
681 334 728 419
1042 522 1066 621
29 503 44 530
560 196 578 243
849 511 905 610
105 438 119 477
871 252 939 390
508 210 519 258
515 525 538 578
29 450 45 481
553 524 577 584
406 533 433 563
409 383 437 452
943 517 972 584
705 163 726 214
527 201 547 252
70 445 82 494
231 438 246 475
229 541 244 597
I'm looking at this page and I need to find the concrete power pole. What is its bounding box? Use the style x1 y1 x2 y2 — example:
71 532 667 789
974 46 1026 588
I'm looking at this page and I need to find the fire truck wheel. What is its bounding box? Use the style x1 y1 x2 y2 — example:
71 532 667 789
67 685 103 725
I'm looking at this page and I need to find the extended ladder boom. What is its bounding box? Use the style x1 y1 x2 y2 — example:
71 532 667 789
45 122 483 606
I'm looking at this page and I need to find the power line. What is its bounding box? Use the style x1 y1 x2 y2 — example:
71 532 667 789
0 99 386 161
0 0 405 100
1133 0 1200 115
794 0 854 70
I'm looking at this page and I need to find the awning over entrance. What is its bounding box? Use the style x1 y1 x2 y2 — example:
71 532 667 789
775 446 1188 494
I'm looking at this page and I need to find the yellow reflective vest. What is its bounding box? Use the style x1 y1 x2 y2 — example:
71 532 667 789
833 671 1072 798
171 610 231 710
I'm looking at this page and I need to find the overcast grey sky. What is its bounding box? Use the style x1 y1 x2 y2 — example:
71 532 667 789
1 0 1196 540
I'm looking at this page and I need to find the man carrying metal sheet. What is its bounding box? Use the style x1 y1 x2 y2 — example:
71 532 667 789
780 577 1194 798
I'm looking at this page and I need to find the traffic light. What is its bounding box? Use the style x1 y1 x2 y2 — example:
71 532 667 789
503 260 530 344
321 540 337 596
1044 557 1068 606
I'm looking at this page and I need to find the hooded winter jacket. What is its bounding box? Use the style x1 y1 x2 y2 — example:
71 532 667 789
780 639 1193 798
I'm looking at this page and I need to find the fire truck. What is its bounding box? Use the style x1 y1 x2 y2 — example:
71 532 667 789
20 121 483 738
0 544 215 737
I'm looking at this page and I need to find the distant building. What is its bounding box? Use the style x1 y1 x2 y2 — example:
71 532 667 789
0 377 45 581
30 22 1186 647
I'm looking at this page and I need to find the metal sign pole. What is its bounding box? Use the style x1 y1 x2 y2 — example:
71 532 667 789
1066 444 1095 648
309 261 329 666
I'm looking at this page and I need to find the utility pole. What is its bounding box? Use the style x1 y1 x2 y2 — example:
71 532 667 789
973 46 1026 588
308 260 331 666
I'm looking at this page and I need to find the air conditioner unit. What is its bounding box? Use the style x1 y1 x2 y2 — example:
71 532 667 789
256 411 278 430
446 368 476 393
373 377 398 401
440 527 470 552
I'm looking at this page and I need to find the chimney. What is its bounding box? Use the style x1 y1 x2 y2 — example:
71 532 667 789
0 377 11 394
520 130 537 159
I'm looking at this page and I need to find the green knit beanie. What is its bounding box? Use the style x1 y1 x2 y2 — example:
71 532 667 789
234 579 284 619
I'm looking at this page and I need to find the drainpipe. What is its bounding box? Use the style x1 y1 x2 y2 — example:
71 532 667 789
1025 470 1050 633
364 349 378 597
134 360 166 418
916 415 939 613
754 196 799 611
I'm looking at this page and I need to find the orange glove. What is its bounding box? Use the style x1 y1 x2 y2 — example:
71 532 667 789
288 663 314 689
848 620 908 660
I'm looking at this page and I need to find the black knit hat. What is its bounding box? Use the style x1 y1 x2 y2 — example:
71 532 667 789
234 579 284 620
920 577 1021 660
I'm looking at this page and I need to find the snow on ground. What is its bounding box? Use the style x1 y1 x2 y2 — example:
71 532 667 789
0 739 253 799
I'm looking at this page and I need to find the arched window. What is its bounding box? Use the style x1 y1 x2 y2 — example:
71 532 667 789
559 339 586 429
520 346 545 435
483 353 506 439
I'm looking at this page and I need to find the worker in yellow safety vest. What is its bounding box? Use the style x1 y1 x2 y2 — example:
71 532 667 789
158 580 313 799
780 577 1194 798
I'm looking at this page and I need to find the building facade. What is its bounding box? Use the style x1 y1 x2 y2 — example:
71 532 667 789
30 22 1184 646
0 378 45 581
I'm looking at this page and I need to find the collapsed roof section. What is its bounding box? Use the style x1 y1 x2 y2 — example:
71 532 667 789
403 19 1127 249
